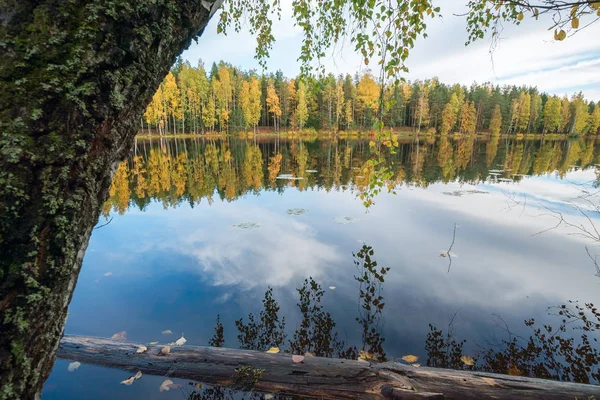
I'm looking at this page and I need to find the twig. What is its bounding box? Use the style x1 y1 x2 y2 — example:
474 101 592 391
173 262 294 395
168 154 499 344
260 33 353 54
446 223 457 273
94 217 113 230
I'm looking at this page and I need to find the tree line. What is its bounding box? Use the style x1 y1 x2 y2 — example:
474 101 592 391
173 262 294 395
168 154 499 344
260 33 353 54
142 58 600 137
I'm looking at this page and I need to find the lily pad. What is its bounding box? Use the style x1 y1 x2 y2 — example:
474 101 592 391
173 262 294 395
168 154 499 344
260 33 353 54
233 222 262 230
333 216 359 224
287 208 307 216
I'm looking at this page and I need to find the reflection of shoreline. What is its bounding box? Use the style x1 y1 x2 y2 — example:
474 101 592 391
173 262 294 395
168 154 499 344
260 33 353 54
104 137 600 216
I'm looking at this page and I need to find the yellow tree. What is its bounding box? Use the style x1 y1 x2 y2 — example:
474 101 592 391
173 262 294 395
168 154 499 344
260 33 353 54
335 78 345 130
440 93 459 134
356 73 379 127
588 106 600 135
203 82 217 132
162 72 182 134
459 101 477 134
144 86 166 135
266 78 282 131
287 79 297 126
239 80 252 129
570 92 589 134
488 104 502 136
214 65 233 132
543 96 562 133
248 77 262 132
517 92 531 132
560 96 571 133
296 81 309 129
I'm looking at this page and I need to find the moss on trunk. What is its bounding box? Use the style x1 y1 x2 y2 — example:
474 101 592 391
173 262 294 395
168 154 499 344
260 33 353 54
0 1 218 398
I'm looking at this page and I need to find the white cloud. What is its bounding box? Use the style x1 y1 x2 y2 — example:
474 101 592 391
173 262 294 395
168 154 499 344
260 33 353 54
182 0 600 101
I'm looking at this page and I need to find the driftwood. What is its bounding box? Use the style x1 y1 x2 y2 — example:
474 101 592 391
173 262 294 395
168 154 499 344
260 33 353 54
57 335 600 399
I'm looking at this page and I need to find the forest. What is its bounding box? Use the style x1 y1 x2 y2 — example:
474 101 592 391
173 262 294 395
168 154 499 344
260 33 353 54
142 58 600 136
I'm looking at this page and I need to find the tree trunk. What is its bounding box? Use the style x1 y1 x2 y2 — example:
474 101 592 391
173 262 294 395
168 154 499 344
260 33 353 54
0 1 222 399
57 336 600 400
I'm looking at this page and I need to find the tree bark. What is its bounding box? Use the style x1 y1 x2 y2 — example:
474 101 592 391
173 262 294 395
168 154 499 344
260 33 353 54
57 336 600 400
0 1 221 399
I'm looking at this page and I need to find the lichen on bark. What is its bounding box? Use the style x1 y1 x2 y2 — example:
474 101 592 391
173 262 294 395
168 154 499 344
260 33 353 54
0 1 219 398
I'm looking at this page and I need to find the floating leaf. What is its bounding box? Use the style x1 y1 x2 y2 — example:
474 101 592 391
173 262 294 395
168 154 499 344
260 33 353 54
264 395 274 400
305 169 318 173
121 377 135 385
111 331 127 341
136 345 147 354
266 347 280 354
412 363 421 368
160 345 171 356
286 208 307 216
402 355 418 364
333 216 359 224
233 222 262 230
104 272 112 277
149 341 158 345
68 361 81 372
135 371 142 380
304 352 314 357
461 355 475 366
159 379 174 392
292 355 305 363
161 330 172 335
328 286 336 290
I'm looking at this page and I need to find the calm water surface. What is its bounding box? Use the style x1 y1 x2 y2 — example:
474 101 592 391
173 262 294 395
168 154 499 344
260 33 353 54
43 136 600 399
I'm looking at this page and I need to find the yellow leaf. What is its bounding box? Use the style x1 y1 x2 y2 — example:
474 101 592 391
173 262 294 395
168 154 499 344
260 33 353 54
508 365 523 376
135 371 142 380
358 350 378 362
369 141 375 147
461 355 475 366
592 2 600 10
517 12 523 21
557 29 566 41
266 347 280 354
121 377 135 385
216 26 222 34
364 58 369 66
304 352 314 357
554 29 560 40
534 8 539 19
160 345 171 356
482 377 498 386
572 17 579 29
402 355 418 363
570 5 578 17
439 253 446 257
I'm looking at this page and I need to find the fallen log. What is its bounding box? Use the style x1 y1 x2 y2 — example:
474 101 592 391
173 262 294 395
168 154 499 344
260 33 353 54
57 335 600 399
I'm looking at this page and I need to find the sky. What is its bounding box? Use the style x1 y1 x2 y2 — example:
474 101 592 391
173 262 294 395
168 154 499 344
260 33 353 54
182 0 600 101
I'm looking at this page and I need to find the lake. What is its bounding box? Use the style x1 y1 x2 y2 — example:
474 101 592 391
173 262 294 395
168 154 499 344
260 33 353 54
42 135 600 399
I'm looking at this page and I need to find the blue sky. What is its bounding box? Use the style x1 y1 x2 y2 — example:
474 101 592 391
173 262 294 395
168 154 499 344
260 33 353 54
182 0 600 101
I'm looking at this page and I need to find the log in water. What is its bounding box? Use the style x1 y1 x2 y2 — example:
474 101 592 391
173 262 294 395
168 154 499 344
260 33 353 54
57 335 600 399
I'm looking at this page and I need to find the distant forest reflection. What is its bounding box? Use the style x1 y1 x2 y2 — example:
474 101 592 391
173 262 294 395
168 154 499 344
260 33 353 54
104 136 600 215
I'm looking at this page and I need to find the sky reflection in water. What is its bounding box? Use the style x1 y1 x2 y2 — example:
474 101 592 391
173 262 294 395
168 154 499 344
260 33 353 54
43 137 600 399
